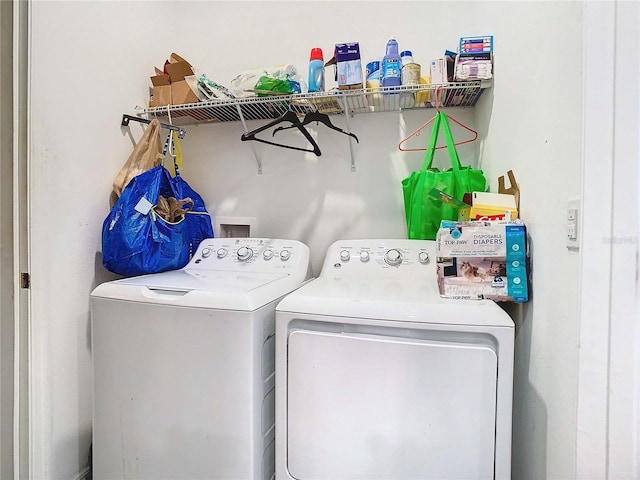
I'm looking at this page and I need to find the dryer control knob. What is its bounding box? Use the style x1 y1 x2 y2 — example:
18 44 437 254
279 249 291 261
201 247 213 258
418 252 430 264
359 251 370 262
237 246 253 261
216 248 228 258
340 250 351 262
384 249 402 266
263 249 274 260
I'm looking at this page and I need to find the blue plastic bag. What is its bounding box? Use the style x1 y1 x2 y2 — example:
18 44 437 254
101 165 214 277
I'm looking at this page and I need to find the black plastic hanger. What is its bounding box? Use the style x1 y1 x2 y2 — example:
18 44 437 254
272 111 359 143
240 110 322 156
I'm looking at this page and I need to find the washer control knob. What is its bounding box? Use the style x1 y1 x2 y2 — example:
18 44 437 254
418 252 431 264
201 247 213 258
359 251 370 262
340 250 351 262
280 249 291 261
384 249 402 266
216 248 228 259
263 249 274 260
237 246 253 261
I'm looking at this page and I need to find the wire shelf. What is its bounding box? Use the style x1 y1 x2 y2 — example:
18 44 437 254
141 81 491 125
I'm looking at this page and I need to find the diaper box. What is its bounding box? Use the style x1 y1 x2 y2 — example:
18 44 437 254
436 220 529 302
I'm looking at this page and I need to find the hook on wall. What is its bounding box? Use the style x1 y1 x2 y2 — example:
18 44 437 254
121 114 187 139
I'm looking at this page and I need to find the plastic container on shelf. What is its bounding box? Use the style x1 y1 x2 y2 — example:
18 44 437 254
308 48 325 93
365 61 382 109
400 50 421 86
381 37 401 90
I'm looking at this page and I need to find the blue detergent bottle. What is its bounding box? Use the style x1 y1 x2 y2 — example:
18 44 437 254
308 48 325 93
381 37 401 89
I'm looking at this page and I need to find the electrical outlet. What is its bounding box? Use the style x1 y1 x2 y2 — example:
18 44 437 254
566 198 580 250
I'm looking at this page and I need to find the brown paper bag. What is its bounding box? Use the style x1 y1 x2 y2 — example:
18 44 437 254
113 119 164 196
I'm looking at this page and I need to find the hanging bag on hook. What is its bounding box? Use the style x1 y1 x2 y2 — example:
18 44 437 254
113 118 164 196
101 143 214 277
401 111 487 240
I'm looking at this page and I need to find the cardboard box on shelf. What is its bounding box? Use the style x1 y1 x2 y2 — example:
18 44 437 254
148 53 199 107
430 58 448 84
149 72 171 108
335 42 363 90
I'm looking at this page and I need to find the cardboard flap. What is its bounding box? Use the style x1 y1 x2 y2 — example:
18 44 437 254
150 74 170 86
170 53 192 67
498 170 520 210
165 61 194 83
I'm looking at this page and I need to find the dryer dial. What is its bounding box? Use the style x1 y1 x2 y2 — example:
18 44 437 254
418 252 431 264
384 249 402 266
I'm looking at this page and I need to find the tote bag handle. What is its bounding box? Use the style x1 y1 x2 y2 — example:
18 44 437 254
421 111 463 172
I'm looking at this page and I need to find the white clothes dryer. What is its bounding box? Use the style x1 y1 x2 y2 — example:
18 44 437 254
91 238 311 480
275 239 514 480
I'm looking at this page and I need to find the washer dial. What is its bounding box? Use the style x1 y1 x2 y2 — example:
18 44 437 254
384 249 402 266
280 249 291 261
340 250 351 262
236 246 253 261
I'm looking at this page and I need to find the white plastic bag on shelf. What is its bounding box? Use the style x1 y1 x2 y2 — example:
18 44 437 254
230 64 306 97
185 70 236 101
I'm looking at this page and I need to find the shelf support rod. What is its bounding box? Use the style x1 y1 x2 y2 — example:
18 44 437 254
121 114 186 139
236 105 263 174
339 96 357 172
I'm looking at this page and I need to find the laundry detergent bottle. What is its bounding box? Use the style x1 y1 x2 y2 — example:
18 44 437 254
381 37 401 89
308 48 325 93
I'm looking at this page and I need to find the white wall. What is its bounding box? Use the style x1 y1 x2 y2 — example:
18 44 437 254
28 1 586 478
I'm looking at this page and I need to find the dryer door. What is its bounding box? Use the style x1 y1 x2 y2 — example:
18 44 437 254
287 329 498 479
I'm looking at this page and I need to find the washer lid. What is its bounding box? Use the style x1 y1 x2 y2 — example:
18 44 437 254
91 269 298 311
276 275 514 327
116 269 288 292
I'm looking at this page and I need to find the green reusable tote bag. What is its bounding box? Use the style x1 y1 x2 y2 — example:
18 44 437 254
402 111 487 240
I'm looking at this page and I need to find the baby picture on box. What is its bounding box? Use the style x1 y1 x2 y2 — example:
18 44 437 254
437 256 511 301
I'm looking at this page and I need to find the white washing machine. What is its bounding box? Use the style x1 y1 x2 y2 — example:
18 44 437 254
91 238 311 480
275 239 514 480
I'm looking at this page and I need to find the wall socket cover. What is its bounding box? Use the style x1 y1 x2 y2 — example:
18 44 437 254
566 198 580 250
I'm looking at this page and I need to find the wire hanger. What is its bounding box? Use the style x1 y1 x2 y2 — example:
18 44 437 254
240 110 322 156
397 85 477 152
272 111 359 143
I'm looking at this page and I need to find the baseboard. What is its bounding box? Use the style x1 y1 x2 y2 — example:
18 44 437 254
71 466 91 480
